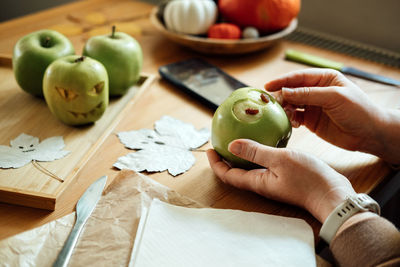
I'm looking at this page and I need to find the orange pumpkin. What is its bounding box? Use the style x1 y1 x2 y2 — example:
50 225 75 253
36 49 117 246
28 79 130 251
208 23 241 39
218 0 301 33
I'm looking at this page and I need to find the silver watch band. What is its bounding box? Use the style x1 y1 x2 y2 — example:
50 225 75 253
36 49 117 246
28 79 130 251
319 193 380 244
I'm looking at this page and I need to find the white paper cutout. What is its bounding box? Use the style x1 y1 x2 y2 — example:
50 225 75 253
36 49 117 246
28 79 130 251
0 133 70 169
114 116 210 176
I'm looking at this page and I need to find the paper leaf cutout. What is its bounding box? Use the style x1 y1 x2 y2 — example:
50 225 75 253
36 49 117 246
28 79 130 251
114 116 210 176
0 133 70 169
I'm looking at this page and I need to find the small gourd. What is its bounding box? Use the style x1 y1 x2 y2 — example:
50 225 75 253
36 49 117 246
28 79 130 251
208 23 241 40
164 0 218 35
242 27 260 39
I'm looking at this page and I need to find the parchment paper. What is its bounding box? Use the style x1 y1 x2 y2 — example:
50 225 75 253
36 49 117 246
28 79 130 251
0 170 330 267
0 170 202 267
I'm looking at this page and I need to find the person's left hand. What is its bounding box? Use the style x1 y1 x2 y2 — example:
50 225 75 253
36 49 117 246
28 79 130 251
206 139 356 223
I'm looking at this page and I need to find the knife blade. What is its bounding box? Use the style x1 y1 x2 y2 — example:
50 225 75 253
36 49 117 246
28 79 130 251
285 49 400 87
53 175 107 267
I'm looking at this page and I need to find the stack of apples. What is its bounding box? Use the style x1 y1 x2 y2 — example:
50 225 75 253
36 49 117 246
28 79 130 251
12 26 143 126
162 0 300 40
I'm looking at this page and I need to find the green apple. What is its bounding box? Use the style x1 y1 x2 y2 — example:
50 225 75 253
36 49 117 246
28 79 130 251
82 26 143 96
211 87 292 169
13 29 75 96
43 55 109 126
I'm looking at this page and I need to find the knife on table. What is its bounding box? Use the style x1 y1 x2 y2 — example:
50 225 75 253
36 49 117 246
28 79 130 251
53 175 107 267
285 49 400 87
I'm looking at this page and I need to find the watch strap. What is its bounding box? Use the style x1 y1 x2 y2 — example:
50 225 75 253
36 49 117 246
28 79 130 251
319 193 380 244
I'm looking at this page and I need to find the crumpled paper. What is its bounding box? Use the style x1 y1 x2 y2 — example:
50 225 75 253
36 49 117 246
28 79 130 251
0 170 330 267
114 116 210 176
0 170 202 267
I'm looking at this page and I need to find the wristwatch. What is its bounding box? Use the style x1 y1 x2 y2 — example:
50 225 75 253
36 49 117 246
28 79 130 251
319 193 380 244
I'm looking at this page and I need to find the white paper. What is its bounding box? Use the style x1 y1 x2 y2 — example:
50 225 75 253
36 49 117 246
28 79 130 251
131 199 316 267
0 171 202 267
0 133 69 169
114 116 210 176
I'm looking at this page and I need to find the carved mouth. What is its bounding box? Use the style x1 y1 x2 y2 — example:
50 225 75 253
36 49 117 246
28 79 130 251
69 102 103 119
22 149 35 153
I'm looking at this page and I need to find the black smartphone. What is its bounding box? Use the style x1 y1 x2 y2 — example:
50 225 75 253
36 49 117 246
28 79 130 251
159 58 248 110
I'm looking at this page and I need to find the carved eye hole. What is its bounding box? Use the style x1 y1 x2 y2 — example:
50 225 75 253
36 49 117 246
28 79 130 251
55 86 78 101
88 81 104 95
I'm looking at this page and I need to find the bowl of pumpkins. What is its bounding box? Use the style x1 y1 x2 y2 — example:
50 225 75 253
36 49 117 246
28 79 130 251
150 0 300 55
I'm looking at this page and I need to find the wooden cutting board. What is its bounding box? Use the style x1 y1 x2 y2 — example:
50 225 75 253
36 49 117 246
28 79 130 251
0 63 155 210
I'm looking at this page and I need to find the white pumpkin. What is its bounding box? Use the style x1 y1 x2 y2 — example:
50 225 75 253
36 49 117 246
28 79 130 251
164 0 218 35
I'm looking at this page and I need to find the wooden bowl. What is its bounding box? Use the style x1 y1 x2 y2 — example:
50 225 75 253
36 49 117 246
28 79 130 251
150 6 298 55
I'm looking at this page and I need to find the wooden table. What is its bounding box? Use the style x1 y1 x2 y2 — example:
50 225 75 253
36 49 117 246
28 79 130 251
0 0 399 242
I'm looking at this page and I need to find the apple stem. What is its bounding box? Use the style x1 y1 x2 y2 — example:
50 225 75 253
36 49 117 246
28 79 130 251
44 37 51 47
74 56 85 63
111 25 116 38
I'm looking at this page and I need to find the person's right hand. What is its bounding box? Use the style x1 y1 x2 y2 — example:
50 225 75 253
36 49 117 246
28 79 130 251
264 68 399 163
207 139 356 223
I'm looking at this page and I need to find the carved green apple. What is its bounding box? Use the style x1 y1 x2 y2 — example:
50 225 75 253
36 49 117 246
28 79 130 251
43 55 109 126
82 26 143 96
13 29 75 97
211 87 292 169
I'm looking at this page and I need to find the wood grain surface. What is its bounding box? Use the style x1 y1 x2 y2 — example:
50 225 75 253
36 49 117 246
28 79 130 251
0 0 399 241
0 66 154 209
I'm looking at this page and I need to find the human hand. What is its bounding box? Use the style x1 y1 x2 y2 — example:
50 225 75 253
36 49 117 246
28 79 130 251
207 139 356 223
264 68 386 157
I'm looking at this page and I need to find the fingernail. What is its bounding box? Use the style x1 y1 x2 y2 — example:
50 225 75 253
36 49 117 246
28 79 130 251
282 87 294 95
284 107 293 120
275 93 283 104
291 119 300 128
228 142 242 155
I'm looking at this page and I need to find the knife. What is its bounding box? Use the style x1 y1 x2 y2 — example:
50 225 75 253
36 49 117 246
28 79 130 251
53 175 107 267
285 49 400 87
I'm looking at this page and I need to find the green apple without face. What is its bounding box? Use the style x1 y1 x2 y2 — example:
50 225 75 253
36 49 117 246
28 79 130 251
13 29 75 96
43 55 109 126
211 87 292 169
82 26 143 96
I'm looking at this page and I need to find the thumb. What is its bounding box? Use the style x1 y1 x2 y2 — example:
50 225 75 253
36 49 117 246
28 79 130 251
228 139 282 168
282 86 339 107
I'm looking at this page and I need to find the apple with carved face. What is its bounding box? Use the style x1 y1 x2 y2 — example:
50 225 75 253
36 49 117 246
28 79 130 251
211 87 292 169
43 55 109 126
